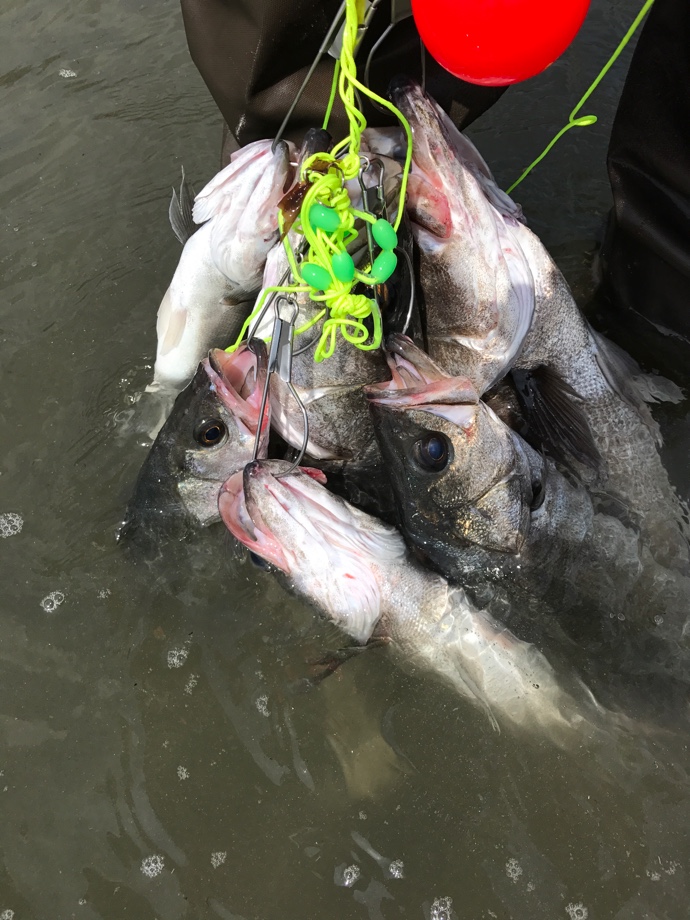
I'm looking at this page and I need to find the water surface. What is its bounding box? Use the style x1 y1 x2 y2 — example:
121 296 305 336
2 1 689 917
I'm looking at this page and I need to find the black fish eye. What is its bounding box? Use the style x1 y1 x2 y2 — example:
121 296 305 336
413 433 451 472
530 479 545 511
194 418 227 447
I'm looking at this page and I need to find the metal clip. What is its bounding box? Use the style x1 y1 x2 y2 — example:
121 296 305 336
268 296 298 383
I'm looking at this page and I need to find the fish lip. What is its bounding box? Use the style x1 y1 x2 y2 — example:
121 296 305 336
219 461 328 572
365 335 478 408
218 466 291 573
206 342 270 445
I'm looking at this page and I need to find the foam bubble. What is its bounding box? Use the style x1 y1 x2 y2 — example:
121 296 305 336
167 647 189 668
430 896 453 920
59 68 77 78
388 859 404 880
141 854 164 878
255 694 270 717
335 864 361 888
0 513 23 538
565 903 588 920
506 857 523 883
184 674 199 695
211 851 227 869
177 766 190 781
40 591 65 613
0 910 15 920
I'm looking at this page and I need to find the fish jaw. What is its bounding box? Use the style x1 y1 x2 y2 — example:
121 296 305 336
219 461 407 643
206 341 270 455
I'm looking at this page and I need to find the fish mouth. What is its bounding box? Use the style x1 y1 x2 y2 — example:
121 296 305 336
388 76 457 180
205 341 270 449
365 334 478 416
218 461 329 573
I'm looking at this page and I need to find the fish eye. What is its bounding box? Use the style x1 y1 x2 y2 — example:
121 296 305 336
194 418 227 447
413 433 451 472
530 479 545 511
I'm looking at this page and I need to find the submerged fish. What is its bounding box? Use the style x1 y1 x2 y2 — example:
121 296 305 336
390 77 689 572
150 140 294 393
120 342 269 552
365 336 690 683
218 459 617 741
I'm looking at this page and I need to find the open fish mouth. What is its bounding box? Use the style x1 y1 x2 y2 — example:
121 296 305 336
205 341 269 443
365 334 479 421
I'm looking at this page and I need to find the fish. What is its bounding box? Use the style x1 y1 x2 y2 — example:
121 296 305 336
390 77 690 572
218 459 618 742
365 335 690 683
120 341 269 554
149 140 295 394
245 154 414 520
388 75 535 398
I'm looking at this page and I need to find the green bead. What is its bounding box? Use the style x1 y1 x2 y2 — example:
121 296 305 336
309 203 341 233
372 218 398 251
301 261 332 291
370 250 397 284
331 251 355 283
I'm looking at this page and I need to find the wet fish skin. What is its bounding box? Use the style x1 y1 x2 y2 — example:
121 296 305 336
391 77 689 572
120 343 268 554
218 460 614 741
388 75 535 396
151 141 294 393
365 338 690 678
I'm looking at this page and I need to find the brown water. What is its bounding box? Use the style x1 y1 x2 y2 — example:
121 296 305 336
1 1 689 918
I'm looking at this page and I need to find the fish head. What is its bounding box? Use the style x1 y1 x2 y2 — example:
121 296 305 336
388 77 533 379
366 336 533 556
119 341 269 554
219 461 408 643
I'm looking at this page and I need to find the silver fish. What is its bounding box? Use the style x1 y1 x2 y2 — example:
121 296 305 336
150 140 294 393
218 460 617 742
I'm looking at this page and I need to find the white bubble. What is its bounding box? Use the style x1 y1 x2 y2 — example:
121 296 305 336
0 910 15 920
211 851 227 869
59 68 77 78
565 903 588 920
430 896 453 920
526 881 535 892
335 863 361 888
646 870 661 882
506 857 523 883
358 810 367 820
167 647 189 668
255 694 270 717
40 591 65 613
0 513 23 538
141 854 164 878
177 766 189 780
388 858 404 879
184 673 199 695
97 588 111 599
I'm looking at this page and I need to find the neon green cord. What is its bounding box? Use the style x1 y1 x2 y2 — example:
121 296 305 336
507 0 655 194
227 0 414 362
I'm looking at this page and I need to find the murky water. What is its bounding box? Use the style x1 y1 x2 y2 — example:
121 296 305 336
2 0 689 917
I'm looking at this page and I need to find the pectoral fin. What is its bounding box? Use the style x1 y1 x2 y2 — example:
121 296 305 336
168 166 196 244
511 365 603 474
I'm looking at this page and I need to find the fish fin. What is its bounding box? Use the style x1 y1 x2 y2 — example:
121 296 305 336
511 366 604 474
168 166 196 244
592 331 663 446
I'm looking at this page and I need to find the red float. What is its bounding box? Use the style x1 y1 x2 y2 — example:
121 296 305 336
411 0 592 86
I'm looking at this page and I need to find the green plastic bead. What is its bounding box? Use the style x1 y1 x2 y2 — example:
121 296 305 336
372 218 398 251
331 251 355 283
309 203 341 234
370 250 398 284
301 261 332 291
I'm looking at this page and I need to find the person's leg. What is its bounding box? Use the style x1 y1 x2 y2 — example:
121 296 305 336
601 0 690 377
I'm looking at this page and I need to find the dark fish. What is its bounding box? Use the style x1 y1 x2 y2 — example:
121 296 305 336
120 342 268 555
